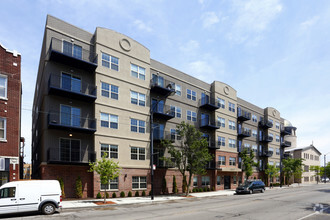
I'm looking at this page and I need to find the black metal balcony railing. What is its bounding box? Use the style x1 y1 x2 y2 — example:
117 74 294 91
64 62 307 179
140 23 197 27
199 97 220 111
150 77 175 97
48 111 96 133
200 118 220 130
152 104 175 120
237 108 251 122
206 139 219 149
48 73 97 102
283 153 291 159
280 126 292 136
47 147 96 164
48 37 98 71
281 141 292 148
259 120 273 129
238 128 251 138
153 130 172 142
260 135 273 143
259 150 273 157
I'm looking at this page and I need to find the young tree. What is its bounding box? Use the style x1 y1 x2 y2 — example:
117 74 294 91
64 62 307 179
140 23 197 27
89 153 121 203
282 158 304 186
265 164 280 188
310 165 322 184
240 148 258 181
161 121 213 196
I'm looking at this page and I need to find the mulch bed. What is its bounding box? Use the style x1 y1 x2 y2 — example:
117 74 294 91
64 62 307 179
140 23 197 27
94 201 117 205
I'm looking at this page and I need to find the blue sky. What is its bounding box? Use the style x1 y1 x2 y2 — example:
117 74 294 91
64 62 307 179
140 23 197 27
1 0 329 164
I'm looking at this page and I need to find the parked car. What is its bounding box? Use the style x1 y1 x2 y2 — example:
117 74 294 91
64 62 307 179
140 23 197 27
0 180 62 215
236 180 265 194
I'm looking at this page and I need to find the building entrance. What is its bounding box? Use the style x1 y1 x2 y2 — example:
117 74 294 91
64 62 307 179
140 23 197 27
224 175 231 189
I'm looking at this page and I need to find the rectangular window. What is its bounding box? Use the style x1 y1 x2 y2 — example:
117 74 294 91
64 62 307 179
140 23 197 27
131 147 145 160
304 165 309 172
101 144 118 159
276 162 280 168
217 98 225 108
175 84 181 96
60 105 81 127
218 136 225 147
193 176 198 187
201 176 210 186
0 118 6 140
187 111 197 122
101 177 118 191
269 147 274 154
63 40 82 59
131 63 145 80
171 106 181 118
187 89 196 101
101 82 119 100
217 176 221 185
217 117 225 127
229 121 236 130
252 130 257 138
130 91 146 106
228 102 235 112
218 156 226 166
244 143 251 153
130 119 145 133
132 176 147 189
252 115 257 122
233 176 237 185
102 52 119 71
60 138 81 162
171 129 181 141
100 113 118 129
229 139 236 148
229 157 236 166
276 148 280 156
0 75 7 99
276 135 280 142
252 145 258 154
276 122 280 129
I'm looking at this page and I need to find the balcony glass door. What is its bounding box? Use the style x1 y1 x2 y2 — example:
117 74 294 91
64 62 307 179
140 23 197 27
153 123 164 140
60 105 81 127
152 99 164 113
201 113 209 126
61 73 81 93
60 138 80 162
152 74 164 87
63 40 82 59
201 93 209 105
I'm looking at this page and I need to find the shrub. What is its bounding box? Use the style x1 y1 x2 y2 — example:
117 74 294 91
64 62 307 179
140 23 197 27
58 177 65 199
120 191 125 197
142 190 146 196
203 187 208 192
135 191 139 197
172 175 178 194
162 176 168 194
105 192 109 198
75 176 83 198
207 187 210 192
211 187 215 191
96 192 102 199
112 192 117 198
199 188 203 192
128 191 132 197
192 188 196 192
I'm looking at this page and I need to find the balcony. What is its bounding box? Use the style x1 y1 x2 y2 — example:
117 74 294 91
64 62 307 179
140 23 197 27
47 147 96 165
153 130 172 142
281 126 292 136
199 97 220 111
48 111 96 134
48 73 97 102
150 77 175 97
283 153 291 159
200 118 220 130
259 150 273 157
259 120 273 129
206 139 220 149
237 108 251 122
238 128 251 138
152 104 175 120
259 135 273 143
48 37 97 71
281 141 292 148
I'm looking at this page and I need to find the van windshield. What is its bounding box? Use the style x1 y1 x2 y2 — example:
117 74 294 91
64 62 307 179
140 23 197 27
241 181 253 187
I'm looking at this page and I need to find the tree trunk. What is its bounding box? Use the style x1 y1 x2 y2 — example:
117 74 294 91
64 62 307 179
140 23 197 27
104 190 107 203
186 173 193 197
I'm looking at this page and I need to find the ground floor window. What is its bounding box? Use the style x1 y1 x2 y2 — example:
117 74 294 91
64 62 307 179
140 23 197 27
304 177 309 182
132 176 147 189
0 171 9 186
217 176 221 185
276 177 280 182
202 176 210 186
193 176 198 187
101 177 118 191
233 176 237 185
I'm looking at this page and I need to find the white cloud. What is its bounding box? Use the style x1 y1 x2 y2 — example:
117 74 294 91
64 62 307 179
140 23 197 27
201 11 220 28
133 20 152 32
179 40 200 54
300 16 320 29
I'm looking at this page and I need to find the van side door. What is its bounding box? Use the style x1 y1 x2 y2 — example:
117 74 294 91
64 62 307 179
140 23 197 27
0 187 18 214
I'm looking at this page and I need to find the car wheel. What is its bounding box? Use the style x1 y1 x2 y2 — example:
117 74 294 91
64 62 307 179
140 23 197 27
42 203 56 215
261 188 265 193
249 189 253 194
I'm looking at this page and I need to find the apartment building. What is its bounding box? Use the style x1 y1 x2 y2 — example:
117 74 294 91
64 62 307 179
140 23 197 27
286 145 321 184
0 43 22 186
32 15 296 197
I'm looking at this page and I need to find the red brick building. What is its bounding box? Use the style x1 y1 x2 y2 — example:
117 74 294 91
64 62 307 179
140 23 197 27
0 43 22 186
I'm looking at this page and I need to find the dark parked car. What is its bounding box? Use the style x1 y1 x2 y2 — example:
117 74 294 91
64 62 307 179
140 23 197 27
235 180 265 194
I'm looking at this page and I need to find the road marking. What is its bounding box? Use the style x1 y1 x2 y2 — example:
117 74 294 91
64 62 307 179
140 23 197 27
297 206 330 220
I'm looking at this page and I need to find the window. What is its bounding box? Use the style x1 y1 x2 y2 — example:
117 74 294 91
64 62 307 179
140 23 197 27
101 144 118 159
0 187 16 198
130 91 146 106
229 139 236 148
252 130 257 138
60 138 80 162
276 135 280 142
229 120 236 130
132 176 147 189
229 102 235 112
252 145 258 154
187 111 197 122
218 117 225 127
276 148 280 155
171 129 181 141
101 177 118 191
130 119 145 133
217 176 221 185
202 176 210 186
276 122 280 129
60 105 81 127
100 113 118 129
233 176 237 185
252 115 258 123
229 157 236 166
244 143 251 153
311 155 314 160
102 52 119 71
218 136 225 147
217 98 225 108
304 165 309 172
218 156 226 166
172 84 181 96
304 177 309 182
269 161 274 166
269 133 274 138
0 118 6 140
131 64 145 80
276 162 280 168
269 147 274 154
193 176 198 187
61 73 81 92
187 89 196 101
63 40 82 59
101 82 119 100
171 106 181 118
131 147 145 160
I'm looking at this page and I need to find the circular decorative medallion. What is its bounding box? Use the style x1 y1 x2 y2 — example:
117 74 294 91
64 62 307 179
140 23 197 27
119 38 131 52
272 109 277 116
224 86 229 95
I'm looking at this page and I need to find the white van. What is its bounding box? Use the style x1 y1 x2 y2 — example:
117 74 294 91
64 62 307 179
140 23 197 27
0 180 62 215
